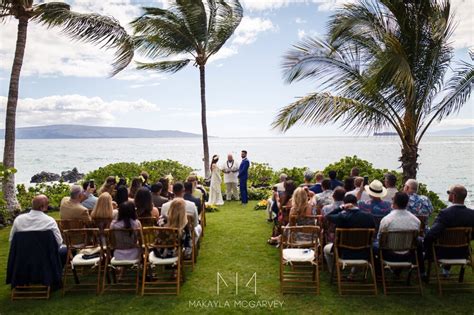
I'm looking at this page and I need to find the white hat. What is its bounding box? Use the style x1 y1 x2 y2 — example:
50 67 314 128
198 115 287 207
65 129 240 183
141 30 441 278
364 179 387 198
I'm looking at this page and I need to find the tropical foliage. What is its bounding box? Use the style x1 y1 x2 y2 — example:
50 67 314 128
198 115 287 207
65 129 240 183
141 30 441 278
272 0 473 182
1 0 133 212
130 0 243 178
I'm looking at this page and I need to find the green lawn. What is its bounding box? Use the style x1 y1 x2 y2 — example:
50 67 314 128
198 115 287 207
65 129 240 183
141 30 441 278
1 202 473 314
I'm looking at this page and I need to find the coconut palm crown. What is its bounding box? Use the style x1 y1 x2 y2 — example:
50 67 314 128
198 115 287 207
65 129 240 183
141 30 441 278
1 0 133 211
130 0 243 178
272 0 473 181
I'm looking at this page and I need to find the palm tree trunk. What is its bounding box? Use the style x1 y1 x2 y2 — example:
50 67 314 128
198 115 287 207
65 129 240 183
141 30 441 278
399 142 418 183
2 17 29 213
199 65 210 179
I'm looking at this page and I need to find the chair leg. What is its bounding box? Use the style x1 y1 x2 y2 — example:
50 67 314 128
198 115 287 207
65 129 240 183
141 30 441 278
336 262 342 295
433 258 442 296
316 264 320 295
415 255 423 295
141 256 148 296
380 261 387 295
370 252 378 295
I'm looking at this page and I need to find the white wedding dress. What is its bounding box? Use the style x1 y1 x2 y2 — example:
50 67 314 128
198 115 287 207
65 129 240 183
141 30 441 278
208 164 224 206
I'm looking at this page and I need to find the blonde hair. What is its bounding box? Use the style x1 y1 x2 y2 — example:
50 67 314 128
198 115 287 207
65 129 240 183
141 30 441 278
290 187 309 218
91 192 114 219
167 199 187 230
99 176 116 196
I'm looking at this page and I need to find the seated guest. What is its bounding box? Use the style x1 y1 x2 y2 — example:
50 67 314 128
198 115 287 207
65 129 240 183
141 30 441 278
161 182 201 239
328 170 343 190
404 179 434 217
151 182 168 208
140 171 151 190
347 176 370 201
186 175 203 201
110 201 142 261
383 173 398 203
274 180 297 223
98 176 116 196
289 187 315 225
116 185 133 207
299 170 315 188
10 195 63 247
309 172 324 194
266 174 287 221
358 180 392 216
322 187 346 216
314 179 333 214
343 177 355 194
157 199 189 258
60 185 91 222
323 194 375 272
424 185 474 262
81 181 98 210
135 187 160 219
128 177 143 200
8 195 66 288
91 192 118 220
350 167 360 177
159 177 174 200
274 173 288 193
165 174 175 196
184 181 203 215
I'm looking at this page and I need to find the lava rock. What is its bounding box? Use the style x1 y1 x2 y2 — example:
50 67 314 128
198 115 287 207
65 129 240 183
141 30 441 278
30 171 61 183
61 167 84 183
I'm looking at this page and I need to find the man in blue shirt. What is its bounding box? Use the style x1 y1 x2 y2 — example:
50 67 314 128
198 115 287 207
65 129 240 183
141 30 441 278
328 170 343 190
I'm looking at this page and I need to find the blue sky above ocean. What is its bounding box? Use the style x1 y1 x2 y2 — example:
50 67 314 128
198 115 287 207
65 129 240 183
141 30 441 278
0 0 472 137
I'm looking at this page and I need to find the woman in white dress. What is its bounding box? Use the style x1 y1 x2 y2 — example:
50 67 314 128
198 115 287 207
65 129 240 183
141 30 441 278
208 155 224 206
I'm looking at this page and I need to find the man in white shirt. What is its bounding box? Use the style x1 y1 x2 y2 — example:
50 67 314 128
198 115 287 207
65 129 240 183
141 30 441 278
347 176 370 201
221 153 240 201
10 195 63 247
161 182 202 238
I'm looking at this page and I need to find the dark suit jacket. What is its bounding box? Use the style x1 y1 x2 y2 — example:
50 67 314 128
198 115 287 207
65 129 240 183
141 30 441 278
326 207 375 259
7 231 62 289
424 205 474 258
239 158 250 180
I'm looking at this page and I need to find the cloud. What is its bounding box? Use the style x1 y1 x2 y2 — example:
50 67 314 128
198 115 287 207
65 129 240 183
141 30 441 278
451 0 474 49
436 118 474 128
0 94 159 127
295 17 307 24
297 29 321 40
240 0 352 11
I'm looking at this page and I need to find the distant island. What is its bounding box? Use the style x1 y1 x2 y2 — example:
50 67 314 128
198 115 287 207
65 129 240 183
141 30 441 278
373 132 397 136
0 125 201 139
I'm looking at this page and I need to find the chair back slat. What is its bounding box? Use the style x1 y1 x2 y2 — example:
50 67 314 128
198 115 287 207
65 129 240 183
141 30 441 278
138 217 158 227
59 220 87 231
282 226 320 248
64 228 101 250
335 228 375 250
142 227 180 249
379 230 418 251
91 218 112 231
435 227 472 248
106 228 143 251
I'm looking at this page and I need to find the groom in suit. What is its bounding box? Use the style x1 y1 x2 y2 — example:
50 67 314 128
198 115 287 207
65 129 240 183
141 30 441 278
239 150 250 204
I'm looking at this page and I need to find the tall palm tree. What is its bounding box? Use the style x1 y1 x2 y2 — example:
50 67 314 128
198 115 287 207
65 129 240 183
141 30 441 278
131 0 243 178
272 0 473 182
1 0 133 212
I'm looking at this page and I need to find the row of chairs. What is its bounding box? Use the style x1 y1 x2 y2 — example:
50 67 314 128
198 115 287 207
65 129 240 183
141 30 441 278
280 226 473 296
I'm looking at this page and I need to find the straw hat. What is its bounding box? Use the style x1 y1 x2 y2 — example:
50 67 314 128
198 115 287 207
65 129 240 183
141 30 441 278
364 179 387 198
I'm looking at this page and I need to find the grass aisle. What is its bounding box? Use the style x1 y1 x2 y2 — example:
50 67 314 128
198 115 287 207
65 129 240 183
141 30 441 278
0 202 473 314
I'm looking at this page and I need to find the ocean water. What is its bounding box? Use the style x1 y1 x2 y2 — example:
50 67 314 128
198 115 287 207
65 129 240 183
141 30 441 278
1 136 473 205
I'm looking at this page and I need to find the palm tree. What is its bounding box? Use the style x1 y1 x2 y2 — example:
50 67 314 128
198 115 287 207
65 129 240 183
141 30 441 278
130 0 243 178
272 0 473 182
1 1 133 212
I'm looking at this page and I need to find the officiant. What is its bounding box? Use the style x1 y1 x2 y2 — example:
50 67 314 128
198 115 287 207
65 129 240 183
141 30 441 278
221 153 240 201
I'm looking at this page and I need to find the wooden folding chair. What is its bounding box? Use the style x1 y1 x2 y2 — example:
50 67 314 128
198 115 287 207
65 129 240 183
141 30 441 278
102 228 143 294
415 215 428 236
183 215 199 271
379 230 423 295
280 226 321 294
428 227 473 295
141 227 183 295
331 228 377 295
200 200 206 237
138 217 158 227
62 228 104 295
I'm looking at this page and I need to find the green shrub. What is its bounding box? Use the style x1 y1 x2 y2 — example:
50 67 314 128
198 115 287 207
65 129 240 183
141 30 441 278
83 162 142 186
248 162 274 188
16 182 71 211
274 166 308 186
248 187 271 200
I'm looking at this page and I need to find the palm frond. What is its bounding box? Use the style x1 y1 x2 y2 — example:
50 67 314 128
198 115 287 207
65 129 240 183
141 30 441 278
135 59 191 73
207 0 243 57
32 2 133 76
175 0 208 45
271 92 397 135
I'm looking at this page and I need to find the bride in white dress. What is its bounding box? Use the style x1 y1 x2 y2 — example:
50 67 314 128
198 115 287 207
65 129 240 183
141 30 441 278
208 155 224 206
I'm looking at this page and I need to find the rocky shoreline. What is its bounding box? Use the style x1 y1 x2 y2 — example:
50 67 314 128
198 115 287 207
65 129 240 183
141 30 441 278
30 167 84 184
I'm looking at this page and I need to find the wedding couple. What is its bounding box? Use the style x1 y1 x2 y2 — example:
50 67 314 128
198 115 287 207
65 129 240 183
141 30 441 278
208 150 250 206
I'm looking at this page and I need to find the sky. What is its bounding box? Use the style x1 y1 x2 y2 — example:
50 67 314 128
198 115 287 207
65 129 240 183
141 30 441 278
0 0 473 137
